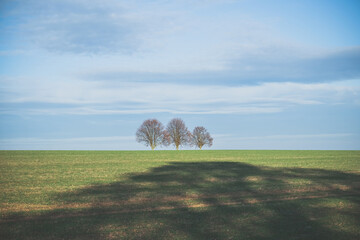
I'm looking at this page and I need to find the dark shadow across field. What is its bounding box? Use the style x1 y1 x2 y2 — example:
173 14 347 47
1 162 360 239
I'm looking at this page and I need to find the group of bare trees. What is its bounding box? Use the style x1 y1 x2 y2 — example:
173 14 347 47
136 118 213 150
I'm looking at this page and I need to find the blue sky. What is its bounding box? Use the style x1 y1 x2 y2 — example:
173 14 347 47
0 0 359 150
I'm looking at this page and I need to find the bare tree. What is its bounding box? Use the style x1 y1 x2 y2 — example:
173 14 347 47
136 119 167 150
166 118 191 150
191 126 213 150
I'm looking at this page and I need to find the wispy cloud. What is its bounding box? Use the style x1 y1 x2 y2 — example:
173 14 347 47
0 136 138 150
3 77 358 104
215 133 355 141
229 47 360 82
4 0 141 54
3 0 360 81
1 77 359 115
8 106 282 116
212 133 359 150
0 135 134 143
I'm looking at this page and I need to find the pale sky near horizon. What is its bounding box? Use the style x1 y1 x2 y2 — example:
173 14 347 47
1 0 360 150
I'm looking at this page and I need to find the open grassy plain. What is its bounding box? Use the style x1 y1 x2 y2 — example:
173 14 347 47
0 150 359 239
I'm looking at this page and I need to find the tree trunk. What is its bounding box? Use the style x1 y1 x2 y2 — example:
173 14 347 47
151 145 155 150
176 145 179 150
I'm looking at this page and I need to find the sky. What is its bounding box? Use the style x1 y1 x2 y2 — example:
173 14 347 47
0 0 360 150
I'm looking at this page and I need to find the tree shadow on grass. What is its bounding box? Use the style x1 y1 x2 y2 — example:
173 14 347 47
1 162 360 240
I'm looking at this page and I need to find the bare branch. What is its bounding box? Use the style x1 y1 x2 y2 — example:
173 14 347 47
166 118 191 150
191 126 213 150
136 119 167 150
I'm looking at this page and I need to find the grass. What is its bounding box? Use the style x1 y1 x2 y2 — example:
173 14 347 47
0 150 359 239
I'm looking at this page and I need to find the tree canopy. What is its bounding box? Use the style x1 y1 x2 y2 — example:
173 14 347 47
136 119 167 150
166 118 191 150
136 118 213 150
191 126 213 150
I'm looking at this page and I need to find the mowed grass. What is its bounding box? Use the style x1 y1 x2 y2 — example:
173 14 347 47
0 150 359 239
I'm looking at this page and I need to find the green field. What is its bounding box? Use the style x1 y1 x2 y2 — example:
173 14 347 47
0 150 359 239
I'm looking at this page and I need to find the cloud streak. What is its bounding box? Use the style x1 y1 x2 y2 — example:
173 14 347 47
0 136 138 150
4 0 141 54
3 0 359 82
6 106 282 116
212 133 359 150
1 77 359 115
215 133 355 141
230 47 360 82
